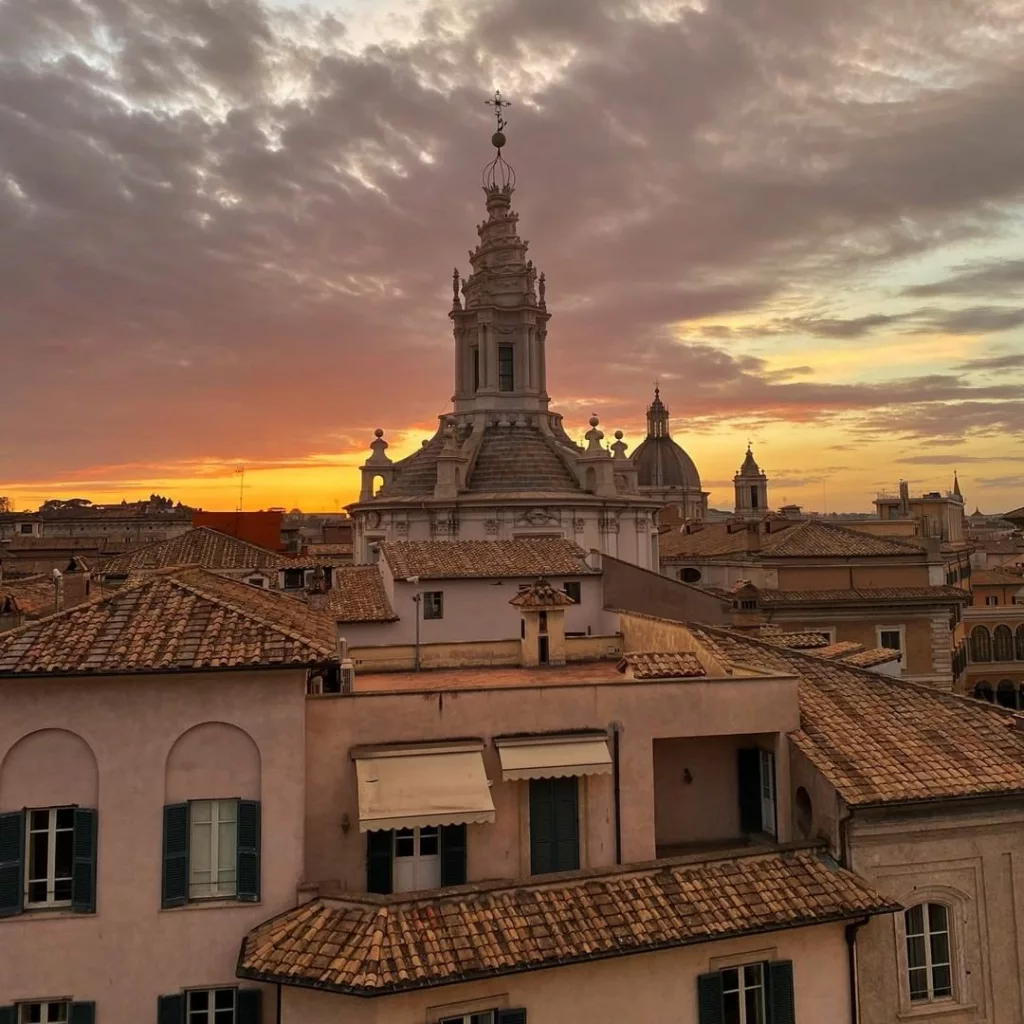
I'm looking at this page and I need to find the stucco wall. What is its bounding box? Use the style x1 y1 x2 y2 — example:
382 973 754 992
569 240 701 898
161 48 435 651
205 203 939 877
0 669 307 1020
279 921 854 1024
304 674 800 887
850 801 1024 1024
601 554 729 625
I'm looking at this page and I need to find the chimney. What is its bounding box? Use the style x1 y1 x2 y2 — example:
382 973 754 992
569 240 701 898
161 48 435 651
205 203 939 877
336 632 355 693
745 521 761 552
899 480 910 517
52 569 64 613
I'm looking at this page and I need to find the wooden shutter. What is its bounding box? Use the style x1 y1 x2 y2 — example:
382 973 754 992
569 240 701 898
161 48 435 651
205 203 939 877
72 808 98 913
70 1003 96 1024
440 824 467 887
161 803 189 908
768 959 796 1024
529 778 555 874
697 971 725 1024
737 748 762 834
236 800 261 902
236 987 263 1024
157 994 184 1024
530 777 579 874
0 811 24 918
0 1007 15 1024
497 1010 527 1024
366 830 393 894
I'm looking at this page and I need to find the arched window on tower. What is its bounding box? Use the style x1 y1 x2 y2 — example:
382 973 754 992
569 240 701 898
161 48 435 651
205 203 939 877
973 681 993 703
969 626 992 663
994 625 1014 662
1016 625 1024 662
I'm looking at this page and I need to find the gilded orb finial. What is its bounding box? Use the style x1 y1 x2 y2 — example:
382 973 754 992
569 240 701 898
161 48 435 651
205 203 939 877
482 90 516 193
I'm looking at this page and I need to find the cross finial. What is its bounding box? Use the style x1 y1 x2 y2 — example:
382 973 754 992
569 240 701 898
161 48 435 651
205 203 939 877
485 90 511 134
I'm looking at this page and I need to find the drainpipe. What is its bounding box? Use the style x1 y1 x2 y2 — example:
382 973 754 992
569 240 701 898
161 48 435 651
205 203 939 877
846 918 868 1024
276 983 282 1024
610 722 623 865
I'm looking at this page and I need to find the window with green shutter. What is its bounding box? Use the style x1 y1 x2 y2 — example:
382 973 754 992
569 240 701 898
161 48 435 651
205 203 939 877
365 825 467 894
0 1002 94 1024
529 777 579 875
161 800 261 909
158 988 262 1024
697 960 795 1024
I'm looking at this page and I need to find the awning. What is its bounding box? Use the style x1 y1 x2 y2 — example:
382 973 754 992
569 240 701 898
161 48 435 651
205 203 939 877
495 733 613 781
353 742 495 833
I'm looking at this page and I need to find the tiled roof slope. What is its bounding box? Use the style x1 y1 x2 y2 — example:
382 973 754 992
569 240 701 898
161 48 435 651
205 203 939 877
617 651 706 679
0 568 336 675
1 575 55 618
972 568 1024 587
508 579 576 608
238 850 897 996
660 519 925 560
467 426 581 493
97 527 280 573
328 567 397 623
690 626 1024 806
381 539 592 580
757 586 968 605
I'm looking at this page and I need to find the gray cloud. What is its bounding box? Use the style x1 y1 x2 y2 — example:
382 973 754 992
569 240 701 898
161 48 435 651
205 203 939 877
955 352 1024 372
903 257 1024 299
2 0 1024 487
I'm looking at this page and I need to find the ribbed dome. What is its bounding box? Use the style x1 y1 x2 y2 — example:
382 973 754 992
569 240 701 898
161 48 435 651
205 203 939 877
630 387 701 490
632 435 702 489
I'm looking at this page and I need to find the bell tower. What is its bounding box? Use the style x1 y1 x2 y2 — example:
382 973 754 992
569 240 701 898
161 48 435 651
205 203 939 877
450 92 551 417
734 444 769 518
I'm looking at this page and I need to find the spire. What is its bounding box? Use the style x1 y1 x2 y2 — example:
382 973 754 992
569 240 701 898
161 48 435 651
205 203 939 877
953 471 962 498
646 384 669 439
739 443 761 476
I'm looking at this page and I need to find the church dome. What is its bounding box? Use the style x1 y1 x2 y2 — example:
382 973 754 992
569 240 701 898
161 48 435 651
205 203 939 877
630 388 702 490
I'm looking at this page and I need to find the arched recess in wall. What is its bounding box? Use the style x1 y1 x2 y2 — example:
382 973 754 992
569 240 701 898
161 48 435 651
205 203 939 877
165 722 261 804
0 729 98 809
993 625 1014 662
969 626 992 663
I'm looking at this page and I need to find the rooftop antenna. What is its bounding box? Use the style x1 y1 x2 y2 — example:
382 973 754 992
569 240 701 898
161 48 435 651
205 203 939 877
235 465 245 513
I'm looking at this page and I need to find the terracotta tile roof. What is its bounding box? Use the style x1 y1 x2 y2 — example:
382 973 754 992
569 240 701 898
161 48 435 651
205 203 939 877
756 586 969 605
508 579 576 608
0 575 56 618
381 539 592 580
237 849 897 995
843 648 901 668
351 661 624 693
96 527 280 573
756 629 832 649
617 651 706 679
0 567 336 676
328 567 397 623
660 519 925 560
689 625 1024 806
5 537 111 552
815 641 867 660
305 544 354 557
972 569 1024 587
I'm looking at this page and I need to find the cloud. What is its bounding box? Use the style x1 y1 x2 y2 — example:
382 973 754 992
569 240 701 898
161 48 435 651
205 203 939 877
955 352 1024 372
896 454 1021 465
2 0 1024 502
903 257 1024 298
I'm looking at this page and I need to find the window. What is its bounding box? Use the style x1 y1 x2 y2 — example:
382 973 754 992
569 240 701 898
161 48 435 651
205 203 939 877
282 568 306 589
738 748 776 837
246 577 266 589
393 826 441 892
439 1011 525 1024
997 680 1019 709
472 347 480 392
906 903 953 1003
158 989 261 1024
985 595 999 606
497 344 515 392
365 824 467 895
993 625 1014 661
739 599 757 610
878 627 904 652
970 626 992 662
1016 626 1024 661
190 800 237 899
680 567 702 583
0 807 96 918
529 776 579 875
161 800 260 908
698 960 794 1024
19 523 34 534
422 591 444 620
562 581 582 605
750 486 759 509
15 1003 95 1024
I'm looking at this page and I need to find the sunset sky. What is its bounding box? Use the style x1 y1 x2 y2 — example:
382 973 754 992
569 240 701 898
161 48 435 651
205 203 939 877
3 0 1024 515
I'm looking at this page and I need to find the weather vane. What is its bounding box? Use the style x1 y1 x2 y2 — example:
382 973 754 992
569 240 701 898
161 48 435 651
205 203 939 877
485 90 511 135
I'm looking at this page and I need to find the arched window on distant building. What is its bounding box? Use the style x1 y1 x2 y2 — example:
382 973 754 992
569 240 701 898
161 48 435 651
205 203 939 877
993 625 1014 662
969 626 992 663
973 681 993 703
997 680 1018 709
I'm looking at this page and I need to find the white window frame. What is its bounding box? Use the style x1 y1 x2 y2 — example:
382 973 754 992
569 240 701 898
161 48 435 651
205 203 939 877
438 1013 496 1024
18 1002 69 1024
25 807 74 910
246 576 267 589
422 591 444 620
188 799 238 900
721 961 766 1023
985 595 999 606
876 625 906 653
904 903 953 1004
392 825 441 893
186 987 237 1023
